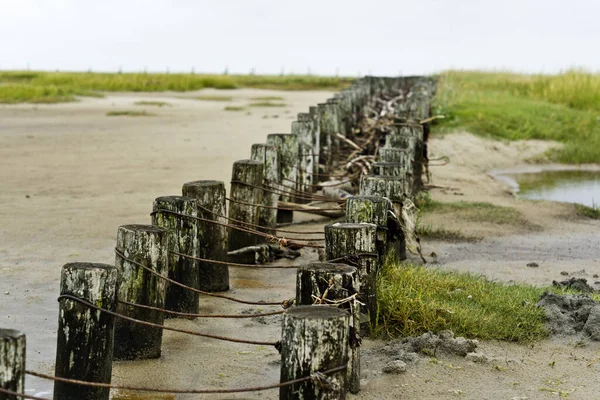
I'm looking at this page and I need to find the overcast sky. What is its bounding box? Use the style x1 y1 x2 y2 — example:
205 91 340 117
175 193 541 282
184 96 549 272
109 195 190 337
2 0 599 76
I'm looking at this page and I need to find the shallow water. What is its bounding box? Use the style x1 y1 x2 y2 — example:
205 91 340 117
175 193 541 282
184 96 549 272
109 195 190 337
513 170 600 207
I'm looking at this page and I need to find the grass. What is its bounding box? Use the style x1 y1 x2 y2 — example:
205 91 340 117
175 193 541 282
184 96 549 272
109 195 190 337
106 110 155 117
249 101 287 108
433 70 600 164
134 101 170 107
574 203 600 219
191 95 233 101
224 105 246 111
250 96 285 101
416 224 482 243
420 199 528 226
377 263 590 342
0 71 353 103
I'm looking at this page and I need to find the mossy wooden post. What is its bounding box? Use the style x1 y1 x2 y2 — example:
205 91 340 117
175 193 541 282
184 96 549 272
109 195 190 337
318 102 338 173
392 123 425 191
379 148 411 166
54 263 119 400
267 133 297 223
228 160 264 263
292 113 318 192
114 224 168 360
182 180 229 292
251 143 279 234
371 162 406 177
280 306 349 400
346 195 404 261
152 196 200 315
360 174 411 207
324 222 379 332
296 263 361 394
0 329 25 400
309 106 323 176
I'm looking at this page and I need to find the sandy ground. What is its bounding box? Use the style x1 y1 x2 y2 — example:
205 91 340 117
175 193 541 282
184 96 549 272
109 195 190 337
2 94 600 399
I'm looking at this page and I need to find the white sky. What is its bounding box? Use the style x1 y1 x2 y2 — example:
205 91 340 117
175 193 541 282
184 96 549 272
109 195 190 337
1 0 599 75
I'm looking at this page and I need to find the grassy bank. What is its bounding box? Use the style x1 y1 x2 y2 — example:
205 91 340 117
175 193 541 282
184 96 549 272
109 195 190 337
434 70 600 164
377 263 595 342
0 71 353 104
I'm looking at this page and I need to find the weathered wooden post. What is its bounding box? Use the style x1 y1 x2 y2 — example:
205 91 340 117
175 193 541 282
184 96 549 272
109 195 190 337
325 223 379 332
54 263 119 400
250 143 280 234
280 306 349 400
392 123 425 190
318 102 338 173
371 161 406 177
267 133 298 223
0 329 25 400
346 195 404 261
379 147 411 164
182 180 229 292
228 159 264 263
292 113 319 191
152 196 200 315
296 263 361 394
360 174 411 206
114 224 168 360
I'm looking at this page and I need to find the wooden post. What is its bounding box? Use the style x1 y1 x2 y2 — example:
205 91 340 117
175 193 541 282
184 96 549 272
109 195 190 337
292 113 319 190
152 196 200 315
250 143 279 234
280 306 349 400
324 223 379 332
371 161 406 177
318 102 338 173
309 106 323 177
54 263 119 400
114 224 168 360
228 159 264 263
296 263 361 394
379 147 410 164
359 174 411 206
267 134 298 223
346 195 405 261
0 329 25 400
182 180 229 292
392 123 425 191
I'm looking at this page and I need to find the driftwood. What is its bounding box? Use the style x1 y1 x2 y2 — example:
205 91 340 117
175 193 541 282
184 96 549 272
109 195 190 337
227 244 300 263
279 201 345 218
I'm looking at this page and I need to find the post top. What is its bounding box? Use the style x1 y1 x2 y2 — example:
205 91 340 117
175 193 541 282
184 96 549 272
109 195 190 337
0 328 26 339
285 305 349 319
233 159 263 166
326 222 378 230
119 224 167 234
154 195 196 203
303 263 358 274
183 180 224 188
347 195 392 204
62 262 116 272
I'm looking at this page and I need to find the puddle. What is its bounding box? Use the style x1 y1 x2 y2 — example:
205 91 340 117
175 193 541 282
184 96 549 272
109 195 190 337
513 170 600 207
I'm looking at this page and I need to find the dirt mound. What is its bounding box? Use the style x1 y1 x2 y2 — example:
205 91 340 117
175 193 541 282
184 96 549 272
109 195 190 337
537 292 600 339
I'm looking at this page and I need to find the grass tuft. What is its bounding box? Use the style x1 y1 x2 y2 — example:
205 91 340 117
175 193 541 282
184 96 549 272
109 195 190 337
191 95 233 102
416 225 482 242
377 263 550 342
134 101 170 107
106 110 155 117
224 105 245 111
249 101 287 108
250 96 285 101
574 203 600 219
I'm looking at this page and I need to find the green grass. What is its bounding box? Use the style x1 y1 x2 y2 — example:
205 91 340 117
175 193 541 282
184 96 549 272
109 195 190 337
191 95 233 101
224 105 246 111
420 199 528 226
106 110 155 117
416 224 482 243
134 101 170 107
574 203 600 219
0 71 353 104
249 101 287 107
250 96 285 101
434 70 600 163
377 263 552 342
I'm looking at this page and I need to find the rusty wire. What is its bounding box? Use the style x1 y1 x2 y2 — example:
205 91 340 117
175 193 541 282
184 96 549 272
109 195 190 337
170 250 300 269
0 388 47 400
226 196 345 214
196 202 325 238
115 248 284 306
58 294 280 347
235 180 334 202
118 300 284 318
26 365 347 395
152 209 324 249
